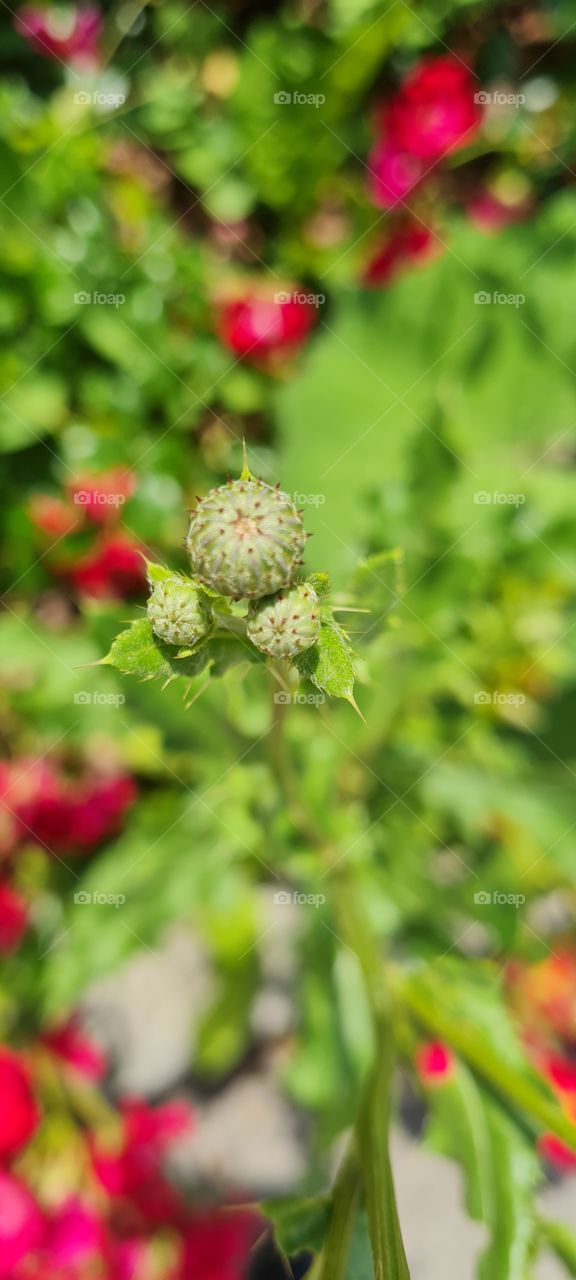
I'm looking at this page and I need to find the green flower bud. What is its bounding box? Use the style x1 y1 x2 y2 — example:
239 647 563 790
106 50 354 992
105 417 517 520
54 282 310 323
247 582 321 659
147 575 213 646
186 478 306 599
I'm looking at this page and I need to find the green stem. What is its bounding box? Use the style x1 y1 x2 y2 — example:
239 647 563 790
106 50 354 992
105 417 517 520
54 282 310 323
269 701 411 1276
307 1141 360 1280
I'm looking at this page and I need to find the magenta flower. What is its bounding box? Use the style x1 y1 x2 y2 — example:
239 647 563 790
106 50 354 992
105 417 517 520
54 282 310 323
218 291 316 361
0 1049 41 1162
0 881 28 953
367 138 425 210
0 1172 44 1276
362 220 438 287
14 6 102 70
387 56 482 161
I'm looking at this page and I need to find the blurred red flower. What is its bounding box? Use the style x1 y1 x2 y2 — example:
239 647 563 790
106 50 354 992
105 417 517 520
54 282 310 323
387 56 482 161
368 138 424 210
70 535 147 599
218 292 316 360
538 1132 576 1172
0 1049 40 1161
41 1016 107 1082
65 470 136 526
178 1208 262 1280
0 882 28 954
416 1040 454 1085
28 495 80 540
91 1098 194 1228
363 220 438 285
14 5 102 69
0 758 136 856
0 1171 44 1276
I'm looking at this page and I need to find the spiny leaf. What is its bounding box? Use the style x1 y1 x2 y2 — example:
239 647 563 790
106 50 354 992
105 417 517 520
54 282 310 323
100 619 262 688
100 619 210 682
307 572 331 599
294 622 361 713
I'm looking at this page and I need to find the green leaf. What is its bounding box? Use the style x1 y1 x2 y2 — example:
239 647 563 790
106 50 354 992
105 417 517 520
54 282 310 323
425 1064 538 1278
477 1104 538 1280
400 971 576 1153
100 619 210 684
425 1061 496 1223
264 1194 330 1257
539 1219 576 1274
356 1030 410 1280
100 619 261 689
294 622 360 711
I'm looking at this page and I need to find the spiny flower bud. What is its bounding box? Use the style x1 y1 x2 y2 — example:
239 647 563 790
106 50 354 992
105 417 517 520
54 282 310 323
186 478 307 599
247 582 320 659
147 576 213 646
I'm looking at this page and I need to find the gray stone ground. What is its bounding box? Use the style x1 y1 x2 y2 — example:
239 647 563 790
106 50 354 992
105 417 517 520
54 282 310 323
82 922 576 1278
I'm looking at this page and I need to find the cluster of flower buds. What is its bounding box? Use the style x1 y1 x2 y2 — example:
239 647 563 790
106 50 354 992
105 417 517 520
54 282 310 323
147 461 322 662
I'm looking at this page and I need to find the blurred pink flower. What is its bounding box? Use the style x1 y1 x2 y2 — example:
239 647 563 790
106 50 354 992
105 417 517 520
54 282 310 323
0 1048 41 1161
14 5 102 70
0 881 28 953
43 1197 105 1266
91 1098 194 1228
362 220 438 285
387 56 482 161
415 1040 454 1085
0 1171 44 1277
218 292 316 360
178 1208 262 1280
367 138 424 209
41 1016 107 1082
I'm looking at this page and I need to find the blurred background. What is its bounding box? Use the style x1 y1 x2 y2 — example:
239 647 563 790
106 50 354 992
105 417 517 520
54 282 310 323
2 0 576 1276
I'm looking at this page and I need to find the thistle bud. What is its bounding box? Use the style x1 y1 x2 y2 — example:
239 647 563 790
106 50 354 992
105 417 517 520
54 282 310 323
247 583 320 659
186 478 306 599
147 576 213 646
